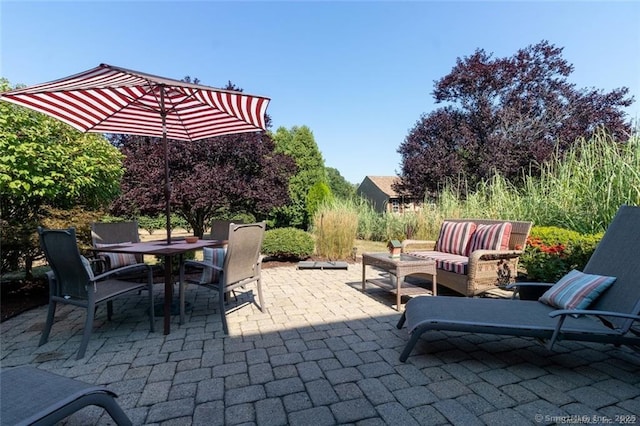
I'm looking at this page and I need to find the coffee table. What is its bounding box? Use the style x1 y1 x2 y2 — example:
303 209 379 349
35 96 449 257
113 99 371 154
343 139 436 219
362 252 437 310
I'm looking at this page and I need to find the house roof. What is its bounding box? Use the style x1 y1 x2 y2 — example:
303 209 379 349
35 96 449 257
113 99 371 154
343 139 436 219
365 176 401 197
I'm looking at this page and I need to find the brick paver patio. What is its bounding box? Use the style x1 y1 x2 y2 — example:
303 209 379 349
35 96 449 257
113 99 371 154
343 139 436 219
1 264 639 425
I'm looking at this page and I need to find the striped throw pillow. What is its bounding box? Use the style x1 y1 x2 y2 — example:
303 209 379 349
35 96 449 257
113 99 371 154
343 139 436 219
469 222 512 253
95 242 138 269
539 269 616 310
200 247 227 284
435 221 477 256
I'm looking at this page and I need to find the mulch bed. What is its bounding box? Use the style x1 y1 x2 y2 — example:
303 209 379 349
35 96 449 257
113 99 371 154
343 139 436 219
1 276 50 323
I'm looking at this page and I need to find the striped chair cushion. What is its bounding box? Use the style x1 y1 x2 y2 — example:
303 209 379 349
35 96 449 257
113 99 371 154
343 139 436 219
435 221 477 256
410 251 469 275
539 269 616 311
468 222 512 252
200 247 227 284
95 242 137 269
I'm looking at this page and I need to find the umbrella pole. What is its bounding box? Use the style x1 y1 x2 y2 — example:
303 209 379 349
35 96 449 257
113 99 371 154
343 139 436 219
161 88 171 245
163 130 171 244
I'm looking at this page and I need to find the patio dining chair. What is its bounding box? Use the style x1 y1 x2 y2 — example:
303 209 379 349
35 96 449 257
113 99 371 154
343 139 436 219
38 227 155 359
208 219 242 241
90 221 148 276
180 222 266 334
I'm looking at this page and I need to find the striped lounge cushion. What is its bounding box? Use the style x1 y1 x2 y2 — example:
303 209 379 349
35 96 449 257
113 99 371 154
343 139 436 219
95 242 138 269
539 269 616 311
410 251 469 275
468 222 512 252
435 221 477 256
200 247 227 284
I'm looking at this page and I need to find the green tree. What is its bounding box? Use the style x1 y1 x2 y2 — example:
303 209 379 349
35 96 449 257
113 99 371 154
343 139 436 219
326 167 356 199
306 181 333 223
271 125 327 229
0 78 123 275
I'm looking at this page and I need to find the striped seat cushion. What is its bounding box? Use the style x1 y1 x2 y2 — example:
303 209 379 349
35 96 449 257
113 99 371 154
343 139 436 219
468 222 512 252
435 221 477 256
539 269 616 311
410 251 469 275
95 242 137 269
200 247 227 284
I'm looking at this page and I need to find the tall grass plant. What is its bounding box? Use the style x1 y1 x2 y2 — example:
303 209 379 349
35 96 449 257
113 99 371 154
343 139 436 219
312 198 359 259
314 131 639 250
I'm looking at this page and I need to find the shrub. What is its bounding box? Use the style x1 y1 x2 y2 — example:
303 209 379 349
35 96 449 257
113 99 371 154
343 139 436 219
262 228 315 260
520 226 602 282
137 215 166 235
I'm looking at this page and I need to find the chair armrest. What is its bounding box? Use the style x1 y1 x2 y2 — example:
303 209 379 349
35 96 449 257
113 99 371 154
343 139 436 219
549 309 640 322
402 239 436 252
89 256 107 274
92 262 151 282
467 249 524 275
468 249 523 263
546 308 640 350
184 259 223 272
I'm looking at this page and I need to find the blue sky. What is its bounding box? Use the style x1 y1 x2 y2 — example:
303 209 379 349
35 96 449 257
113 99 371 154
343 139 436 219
2 1 639 184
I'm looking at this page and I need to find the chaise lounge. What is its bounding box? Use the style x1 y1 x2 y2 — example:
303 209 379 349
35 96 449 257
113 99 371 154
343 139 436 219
397 205 640 362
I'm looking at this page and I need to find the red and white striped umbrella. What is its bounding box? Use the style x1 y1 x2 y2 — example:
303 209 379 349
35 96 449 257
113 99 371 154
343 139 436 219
0 63 270 242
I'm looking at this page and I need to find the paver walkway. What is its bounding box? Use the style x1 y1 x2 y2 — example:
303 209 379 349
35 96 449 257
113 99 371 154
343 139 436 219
1 264 639 425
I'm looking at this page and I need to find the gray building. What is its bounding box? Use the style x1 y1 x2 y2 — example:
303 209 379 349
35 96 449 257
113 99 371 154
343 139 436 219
356 176 423 214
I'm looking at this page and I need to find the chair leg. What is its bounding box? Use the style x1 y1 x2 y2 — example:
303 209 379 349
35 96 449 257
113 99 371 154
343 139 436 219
90 394 133 426
39 301 57 346
107 301 113 321
256 278 265 312
53 393 133 426
396 312 407 329
399 329 423 362
77 305 96 360
219 286 229 334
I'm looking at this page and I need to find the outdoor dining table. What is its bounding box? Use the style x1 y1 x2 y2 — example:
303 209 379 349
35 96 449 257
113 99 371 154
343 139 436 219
92 239 225 335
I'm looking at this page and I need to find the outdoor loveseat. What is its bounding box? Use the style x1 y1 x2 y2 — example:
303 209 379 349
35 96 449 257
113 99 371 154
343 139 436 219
402 218 533 297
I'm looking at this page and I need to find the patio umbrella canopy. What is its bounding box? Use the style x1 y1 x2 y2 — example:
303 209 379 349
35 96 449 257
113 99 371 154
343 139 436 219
0 63 270 243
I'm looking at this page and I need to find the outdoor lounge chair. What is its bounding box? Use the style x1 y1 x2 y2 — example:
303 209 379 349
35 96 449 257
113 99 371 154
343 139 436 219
180 222 266 334
38 227 155 360
397 205 640 362
0 365 132 426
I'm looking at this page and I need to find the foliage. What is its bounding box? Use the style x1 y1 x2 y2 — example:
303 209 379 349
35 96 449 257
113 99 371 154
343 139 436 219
270 126 327 229
110 82 295 238
397 41 634 197
131 215 162 235
519 131 640 233
326 167 356 199
424 132 640 234
40 207 105 252
0 78 124 276
306 181 333 223
312 199 358 260
520 226 602 282
261 227 315 260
